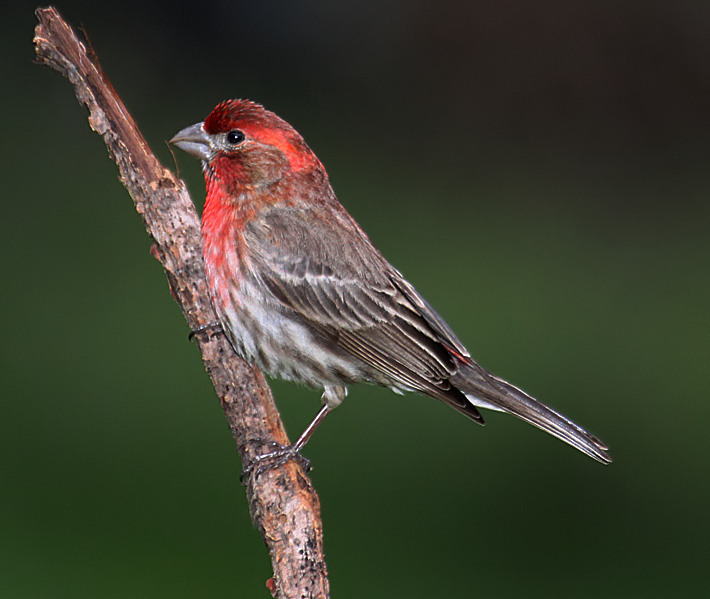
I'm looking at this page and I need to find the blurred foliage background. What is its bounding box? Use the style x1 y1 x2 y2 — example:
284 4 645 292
2 1 709 596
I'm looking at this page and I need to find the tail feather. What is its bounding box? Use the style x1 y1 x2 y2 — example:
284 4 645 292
453 363 611 464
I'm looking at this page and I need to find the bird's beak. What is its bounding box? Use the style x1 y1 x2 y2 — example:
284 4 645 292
170 122 212 161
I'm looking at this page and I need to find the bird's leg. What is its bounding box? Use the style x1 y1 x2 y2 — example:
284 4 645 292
188 321 223 341
241 403 334 481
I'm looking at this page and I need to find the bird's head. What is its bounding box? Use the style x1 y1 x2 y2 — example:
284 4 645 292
171 99 322 194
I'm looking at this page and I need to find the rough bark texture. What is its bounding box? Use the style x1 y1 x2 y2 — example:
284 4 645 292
33 7 329 598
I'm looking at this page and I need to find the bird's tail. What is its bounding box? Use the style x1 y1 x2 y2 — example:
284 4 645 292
452 363 611 464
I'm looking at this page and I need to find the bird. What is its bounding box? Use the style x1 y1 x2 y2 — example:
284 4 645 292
171 99 611 471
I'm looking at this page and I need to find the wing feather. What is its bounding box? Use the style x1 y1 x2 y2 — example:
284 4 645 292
245 205 474 408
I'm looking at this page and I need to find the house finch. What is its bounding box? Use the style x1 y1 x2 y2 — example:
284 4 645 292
171 99 610 468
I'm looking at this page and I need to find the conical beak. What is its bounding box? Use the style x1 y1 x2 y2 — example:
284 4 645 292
170 122 212 161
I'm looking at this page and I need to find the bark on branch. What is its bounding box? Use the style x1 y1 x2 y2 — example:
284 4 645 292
33 7 329 598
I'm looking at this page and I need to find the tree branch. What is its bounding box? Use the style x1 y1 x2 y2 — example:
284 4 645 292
33 7 329 598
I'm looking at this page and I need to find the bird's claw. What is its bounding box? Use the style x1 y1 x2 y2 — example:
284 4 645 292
188 322 223 342
240 440 312 483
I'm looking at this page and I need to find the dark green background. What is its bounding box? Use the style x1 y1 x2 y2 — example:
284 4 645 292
3 1 709 596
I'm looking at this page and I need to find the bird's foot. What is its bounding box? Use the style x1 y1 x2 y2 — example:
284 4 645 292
188 322 223 341
240 439 312 483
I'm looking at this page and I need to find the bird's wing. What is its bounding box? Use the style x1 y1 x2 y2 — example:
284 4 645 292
245 204 483 419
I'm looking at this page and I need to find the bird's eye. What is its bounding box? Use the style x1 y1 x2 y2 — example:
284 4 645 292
226 129 245 145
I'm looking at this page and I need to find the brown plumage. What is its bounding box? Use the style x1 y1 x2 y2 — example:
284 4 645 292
171 99 611 466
